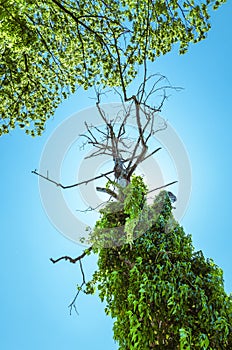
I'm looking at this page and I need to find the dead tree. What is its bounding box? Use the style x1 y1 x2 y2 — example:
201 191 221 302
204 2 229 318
79 74 179 199
32 73 179 313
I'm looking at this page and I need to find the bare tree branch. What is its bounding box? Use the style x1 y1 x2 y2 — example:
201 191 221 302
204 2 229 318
68 260 86 315
76 200 110 213
50 247 93 315
142 147 162 162
148 181 178 194
32 169 114 189
50 246 93 264
96 186 119 200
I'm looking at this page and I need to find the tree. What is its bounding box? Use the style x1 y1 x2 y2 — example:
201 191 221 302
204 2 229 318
35 82 232 348
0 0 226 136
4 0 231 347
46 168 232 348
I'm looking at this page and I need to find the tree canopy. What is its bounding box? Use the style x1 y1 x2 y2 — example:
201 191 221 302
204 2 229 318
0 0 226 136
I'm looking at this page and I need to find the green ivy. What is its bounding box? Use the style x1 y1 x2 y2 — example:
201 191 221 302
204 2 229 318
90 175 148 248
86 184 232 349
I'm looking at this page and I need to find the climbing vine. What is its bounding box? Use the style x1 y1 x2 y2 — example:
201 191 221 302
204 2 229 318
84 183 232 349
89 175 148 248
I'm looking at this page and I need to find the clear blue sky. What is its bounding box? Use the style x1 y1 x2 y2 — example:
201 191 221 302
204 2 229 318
1 3 232 349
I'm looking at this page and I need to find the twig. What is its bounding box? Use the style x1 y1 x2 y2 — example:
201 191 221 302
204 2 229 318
76 201 107 213
50 246 93 264
148 181 178 194
50 247 93 315
68 260 86 315
142 147 161 161
96 186 118 200
32 169 114 189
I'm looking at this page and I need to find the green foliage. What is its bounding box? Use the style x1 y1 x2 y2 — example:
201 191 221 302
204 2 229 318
123 175 148 245
0 0 227 135
90 175 149 247
86 189 232 349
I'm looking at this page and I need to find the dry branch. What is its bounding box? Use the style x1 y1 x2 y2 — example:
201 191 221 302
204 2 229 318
148 181 178 194
32 169 114 189
50 246 93 264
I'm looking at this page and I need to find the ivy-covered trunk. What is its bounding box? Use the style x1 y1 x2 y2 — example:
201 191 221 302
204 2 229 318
86 191 232 349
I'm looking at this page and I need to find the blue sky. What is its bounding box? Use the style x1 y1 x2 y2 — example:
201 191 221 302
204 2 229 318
1 2 232 349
